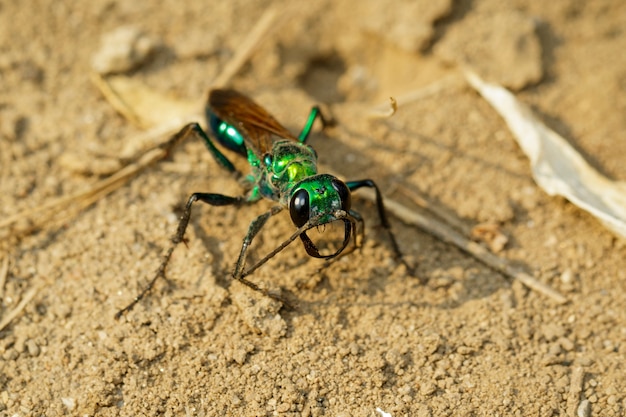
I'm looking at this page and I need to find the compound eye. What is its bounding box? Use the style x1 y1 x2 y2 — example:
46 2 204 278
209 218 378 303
332 179 351 211
289 188 310 227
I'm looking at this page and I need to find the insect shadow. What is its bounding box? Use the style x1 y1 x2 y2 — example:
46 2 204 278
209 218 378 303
115 89 416 318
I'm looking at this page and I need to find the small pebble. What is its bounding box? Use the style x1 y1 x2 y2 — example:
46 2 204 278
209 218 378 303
558 337 575 352
560 269 574 284
26 339 40 357
577 399 590 417
61 397 76 411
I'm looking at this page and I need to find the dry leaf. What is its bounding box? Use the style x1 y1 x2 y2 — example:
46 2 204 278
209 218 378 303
466 70 626 239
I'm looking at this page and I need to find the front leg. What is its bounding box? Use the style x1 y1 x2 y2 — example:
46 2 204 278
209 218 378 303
116 192 246 318
162 122 243 178
231 206 292 302
346 179 416 276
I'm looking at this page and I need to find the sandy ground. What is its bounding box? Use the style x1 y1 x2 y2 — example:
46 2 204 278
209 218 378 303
1 0 626 416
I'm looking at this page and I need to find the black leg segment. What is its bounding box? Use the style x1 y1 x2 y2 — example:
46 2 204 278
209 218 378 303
115 192 245 319
346 179 415 275
162 122 241 176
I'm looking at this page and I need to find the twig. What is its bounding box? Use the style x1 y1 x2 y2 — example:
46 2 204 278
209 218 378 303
91 73 147 128
354 186 567 304
567 366 585 416
367 97 397 120
365 73 567 303
2 8 281 236
0 147 170 233
0 256 8 300
0 286 38 331
211 7 280 88
368 74 464 115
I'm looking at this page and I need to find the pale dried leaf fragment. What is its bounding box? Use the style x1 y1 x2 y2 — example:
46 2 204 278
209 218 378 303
466 70 626 239
92 73 201 129
1 6 282 239
375 408 392 417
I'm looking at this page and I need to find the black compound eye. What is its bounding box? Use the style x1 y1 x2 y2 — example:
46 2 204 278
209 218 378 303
332 179 351 211
289 188 310 227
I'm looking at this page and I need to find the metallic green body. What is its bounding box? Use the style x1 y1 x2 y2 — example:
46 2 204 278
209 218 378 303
115 89 411 317
208 99 341 211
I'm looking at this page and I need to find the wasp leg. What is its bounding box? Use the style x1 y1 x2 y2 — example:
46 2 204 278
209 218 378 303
348 209 365 250
346 179 417 277
162 122 242 178
115 192 245 319
231 206 297 305
306 210 363 280
298 106 335 143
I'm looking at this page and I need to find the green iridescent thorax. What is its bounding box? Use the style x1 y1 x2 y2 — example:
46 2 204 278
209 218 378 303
251 140 318 203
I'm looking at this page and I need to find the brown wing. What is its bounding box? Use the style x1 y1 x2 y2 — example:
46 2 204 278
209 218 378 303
208 89 298 155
